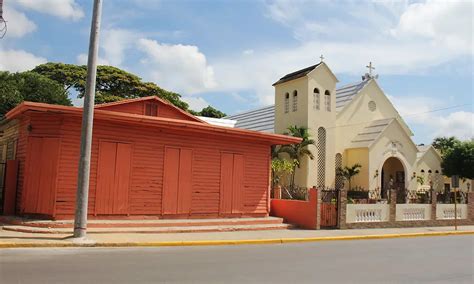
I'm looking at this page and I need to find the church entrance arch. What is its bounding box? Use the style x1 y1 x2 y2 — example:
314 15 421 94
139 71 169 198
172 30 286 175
380 157 405 201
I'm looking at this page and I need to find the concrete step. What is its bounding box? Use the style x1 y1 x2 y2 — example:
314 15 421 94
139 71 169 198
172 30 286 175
2 223 293 234
0 216 284 229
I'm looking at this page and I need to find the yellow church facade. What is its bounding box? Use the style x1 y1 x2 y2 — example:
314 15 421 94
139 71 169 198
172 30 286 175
225 62 471 196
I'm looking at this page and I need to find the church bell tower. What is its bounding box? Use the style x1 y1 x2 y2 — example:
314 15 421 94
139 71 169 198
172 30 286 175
273 60 338 188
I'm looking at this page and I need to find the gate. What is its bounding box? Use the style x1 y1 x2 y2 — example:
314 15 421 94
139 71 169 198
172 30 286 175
320 189 338 228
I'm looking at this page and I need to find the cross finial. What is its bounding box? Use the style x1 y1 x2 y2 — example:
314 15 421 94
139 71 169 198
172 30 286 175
319 54 324 62
366 61 375 76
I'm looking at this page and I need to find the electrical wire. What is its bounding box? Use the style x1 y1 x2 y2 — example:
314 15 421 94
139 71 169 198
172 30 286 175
330 103 473 130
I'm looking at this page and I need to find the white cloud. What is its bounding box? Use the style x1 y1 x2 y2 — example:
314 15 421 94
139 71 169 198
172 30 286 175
2 5 36 38
76 53 110 66
391 0 473 54
15 0 84 21
0 49 47 72
181 96 210 111
389 95 473 141
242 49 254 55
137 38 217 94
208 0 473 106
100 29 139 66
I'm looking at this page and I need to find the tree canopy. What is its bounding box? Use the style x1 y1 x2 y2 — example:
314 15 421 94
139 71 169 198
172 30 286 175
432 136 460 156
0 71 71 117
441 140 474 179
1 62 226 120
276 125 316 190
32 63 188 109
336 163 362 191
196 105 227 118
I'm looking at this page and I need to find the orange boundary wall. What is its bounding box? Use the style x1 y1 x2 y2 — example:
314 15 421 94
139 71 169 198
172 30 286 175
270 188 318 229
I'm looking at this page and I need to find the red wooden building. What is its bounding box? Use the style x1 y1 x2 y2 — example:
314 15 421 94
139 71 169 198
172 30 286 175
1 96 299 220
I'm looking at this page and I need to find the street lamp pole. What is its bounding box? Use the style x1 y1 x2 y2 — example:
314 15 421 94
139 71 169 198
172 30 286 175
73 0 103 239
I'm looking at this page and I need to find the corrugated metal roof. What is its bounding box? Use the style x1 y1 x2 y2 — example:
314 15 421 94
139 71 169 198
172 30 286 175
348 118 393 148
335 79 371 112
226 105 275 133
226 79 370 133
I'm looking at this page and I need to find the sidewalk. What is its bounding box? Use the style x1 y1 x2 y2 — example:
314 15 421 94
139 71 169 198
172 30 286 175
1 225 473 248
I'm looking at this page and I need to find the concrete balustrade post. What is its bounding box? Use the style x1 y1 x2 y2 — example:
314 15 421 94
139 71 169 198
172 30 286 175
431 190 437 221
389 189 397 222
467 192 474 222
315 187 321 230
338 189 347 229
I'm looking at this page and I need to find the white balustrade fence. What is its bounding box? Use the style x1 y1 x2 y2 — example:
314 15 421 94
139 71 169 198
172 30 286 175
346 204 390 223
396 204 431 221
436 204 467 220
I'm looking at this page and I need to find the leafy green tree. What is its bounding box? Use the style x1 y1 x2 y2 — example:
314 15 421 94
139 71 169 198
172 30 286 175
0 71 71 117
198 105 226 118
432 136 460 156
278 125 316 190
441 140 474 179
32 62 188 109
336 163 362 191
271 158 295 188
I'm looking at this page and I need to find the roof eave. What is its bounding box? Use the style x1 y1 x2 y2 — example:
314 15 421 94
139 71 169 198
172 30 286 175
6 102 300 146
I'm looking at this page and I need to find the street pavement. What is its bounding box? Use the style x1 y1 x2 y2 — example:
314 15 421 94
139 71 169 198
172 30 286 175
1 235 472 283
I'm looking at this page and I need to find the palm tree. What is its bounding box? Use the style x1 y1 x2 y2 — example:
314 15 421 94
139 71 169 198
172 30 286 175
336 163 362 190
278 125 316 190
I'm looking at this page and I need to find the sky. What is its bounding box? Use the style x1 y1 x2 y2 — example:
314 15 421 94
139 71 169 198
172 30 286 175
1 0 473 144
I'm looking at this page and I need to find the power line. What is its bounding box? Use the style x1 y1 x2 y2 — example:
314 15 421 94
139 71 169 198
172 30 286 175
330 103 473 130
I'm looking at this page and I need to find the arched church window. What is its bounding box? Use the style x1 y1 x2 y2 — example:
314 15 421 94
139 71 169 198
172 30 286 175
324 90 331 112
292 90 298 112
335 153 343 190
284 93 289 113
313 88 320 110
317 127 327 188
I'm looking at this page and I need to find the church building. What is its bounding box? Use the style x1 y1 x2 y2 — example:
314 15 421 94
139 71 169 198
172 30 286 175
226 61 466 196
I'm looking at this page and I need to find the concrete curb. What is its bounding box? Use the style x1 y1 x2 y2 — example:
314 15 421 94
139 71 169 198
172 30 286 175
1 230 473 249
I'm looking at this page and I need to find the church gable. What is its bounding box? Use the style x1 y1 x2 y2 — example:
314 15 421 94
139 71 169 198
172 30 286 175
336 79 413 137
369 119 419 160
95 96 204 123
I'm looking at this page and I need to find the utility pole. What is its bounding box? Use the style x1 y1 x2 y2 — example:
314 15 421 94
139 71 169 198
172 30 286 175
73 0 103 239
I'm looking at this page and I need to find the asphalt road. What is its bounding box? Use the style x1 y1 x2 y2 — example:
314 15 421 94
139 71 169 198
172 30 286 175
1 236 473 283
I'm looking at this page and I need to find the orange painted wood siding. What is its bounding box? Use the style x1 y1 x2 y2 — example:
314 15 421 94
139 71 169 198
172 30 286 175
162 147 193 215
16 112 271 219
95 141 132 215
219 153 244 214
22 137 60 215
98 100 196 121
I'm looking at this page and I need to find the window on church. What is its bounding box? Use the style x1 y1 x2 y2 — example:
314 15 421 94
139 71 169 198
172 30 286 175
284 93 289 113
317 127 326 188
145 103 158 116
292 91 298 112
324 90 331 112
313 88 320 110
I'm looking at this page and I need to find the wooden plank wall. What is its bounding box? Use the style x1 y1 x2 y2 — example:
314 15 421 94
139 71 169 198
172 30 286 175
98 100 197 121
25 112 271 219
